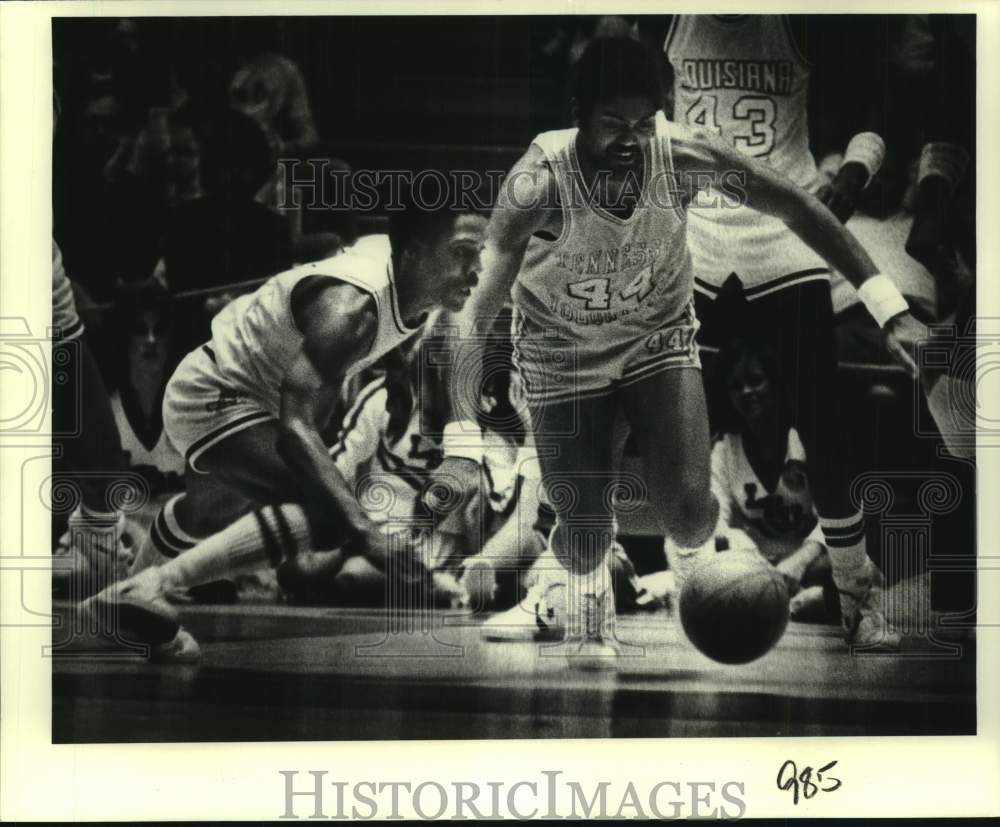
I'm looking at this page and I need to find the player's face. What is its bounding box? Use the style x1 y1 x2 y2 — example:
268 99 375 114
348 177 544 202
727 356 775 424
423 213 488 312
128 309 169 372
578 95 658 176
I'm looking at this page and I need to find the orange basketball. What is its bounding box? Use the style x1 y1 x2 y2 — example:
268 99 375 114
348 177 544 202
679 553 790 664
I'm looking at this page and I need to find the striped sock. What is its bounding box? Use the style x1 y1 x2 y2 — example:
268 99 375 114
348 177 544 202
131 495 200 573
819 512 869 583
78 504 119 525
156 504 312 594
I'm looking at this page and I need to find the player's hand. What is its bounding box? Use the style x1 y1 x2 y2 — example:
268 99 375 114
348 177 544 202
883 311 928 379
457 556 498 610
431 570 469 609
816 163 867 224
359 529 430 583
276 547 346 595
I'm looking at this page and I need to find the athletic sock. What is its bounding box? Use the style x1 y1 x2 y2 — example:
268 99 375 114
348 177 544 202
663 533 716 592
70 506 121 544
155 504 312 594
78 504 119 525
567 557 611 598
819 512 871 588
131 494 200 573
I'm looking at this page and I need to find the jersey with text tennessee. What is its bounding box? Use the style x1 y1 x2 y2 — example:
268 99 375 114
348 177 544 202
512 112 693 340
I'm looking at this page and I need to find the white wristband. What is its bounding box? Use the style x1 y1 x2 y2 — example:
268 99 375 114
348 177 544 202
442 421 483 463
842 132 886 185
857 274 909 328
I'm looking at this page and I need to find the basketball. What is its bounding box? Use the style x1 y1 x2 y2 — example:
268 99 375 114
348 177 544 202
679 553 790 664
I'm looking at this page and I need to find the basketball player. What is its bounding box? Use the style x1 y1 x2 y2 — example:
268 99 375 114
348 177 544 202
85 196 487 660
663 16 928 649
51 240 134 598
51 89 135 597
453 37 924 668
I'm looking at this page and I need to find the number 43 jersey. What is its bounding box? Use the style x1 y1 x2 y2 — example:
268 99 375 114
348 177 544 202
666 15 829 295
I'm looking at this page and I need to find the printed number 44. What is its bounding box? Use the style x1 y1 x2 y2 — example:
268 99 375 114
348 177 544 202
568 266 655 310
645 326 694 354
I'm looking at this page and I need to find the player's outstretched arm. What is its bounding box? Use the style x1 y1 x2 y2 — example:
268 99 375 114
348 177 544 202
674 128 927 376
277 283 404 572
448 147 554 423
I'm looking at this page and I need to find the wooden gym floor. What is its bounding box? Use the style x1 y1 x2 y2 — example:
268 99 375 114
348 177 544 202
52 599 975 743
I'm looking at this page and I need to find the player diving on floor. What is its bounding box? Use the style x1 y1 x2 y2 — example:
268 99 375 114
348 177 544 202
83 191 487 661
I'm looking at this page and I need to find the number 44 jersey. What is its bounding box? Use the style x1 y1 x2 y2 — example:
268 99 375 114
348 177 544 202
512 111 694 345
666 15 830 295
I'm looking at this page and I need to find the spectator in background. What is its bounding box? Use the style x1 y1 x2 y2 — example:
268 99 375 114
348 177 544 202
105 282 186 496
52 83 133 302
900 16 975 322
703 337 840 623
228 17 312 240
163 108 292 294
226 19 355 252
228 19 319 157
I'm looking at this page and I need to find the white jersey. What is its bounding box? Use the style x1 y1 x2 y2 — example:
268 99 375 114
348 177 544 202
110 390 186 476
331 377 542 529
206 235 422 416
331 377 442 529
512 112 694 340
666 15 829 295
711 426 823 564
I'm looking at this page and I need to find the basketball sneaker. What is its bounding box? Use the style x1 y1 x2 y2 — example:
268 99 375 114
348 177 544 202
53 509 133 599
609 544 661 613
82 567 202 663
560 586 619 671
481 577 567 642
836 562 902 651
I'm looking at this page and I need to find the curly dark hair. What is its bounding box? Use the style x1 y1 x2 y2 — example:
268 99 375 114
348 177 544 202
572 36 664 122
708 336 793 437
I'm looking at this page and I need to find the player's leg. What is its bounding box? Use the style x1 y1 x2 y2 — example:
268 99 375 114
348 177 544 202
753 281 900 649
529 390 622 665
126 419 347 594
86 420 347 660
618 365 718 590
52 333 133 595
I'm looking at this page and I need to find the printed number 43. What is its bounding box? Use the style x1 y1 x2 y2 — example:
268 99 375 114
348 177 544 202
686 94 777 157
568 267 655 310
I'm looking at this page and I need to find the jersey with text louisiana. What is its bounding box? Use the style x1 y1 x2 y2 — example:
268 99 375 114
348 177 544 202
511 113 693 341
666 15 829 294
206 234 423 416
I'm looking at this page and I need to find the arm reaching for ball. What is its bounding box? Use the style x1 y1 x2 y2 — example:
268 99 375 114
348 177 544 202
672 127 927 376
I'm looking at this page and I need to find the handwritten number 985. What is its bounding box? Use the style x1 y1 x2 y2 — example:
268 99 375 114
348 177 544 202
777 760 842 805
